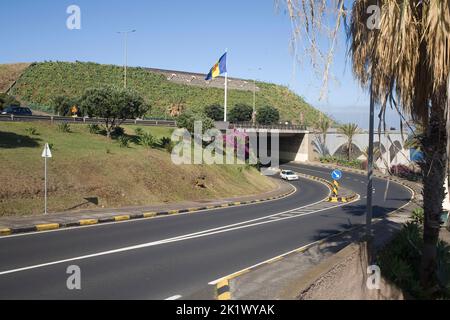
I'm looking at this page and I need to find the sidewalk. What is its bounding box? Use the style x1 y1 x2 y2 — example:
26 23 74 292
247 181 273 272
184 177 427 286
0 178 295 235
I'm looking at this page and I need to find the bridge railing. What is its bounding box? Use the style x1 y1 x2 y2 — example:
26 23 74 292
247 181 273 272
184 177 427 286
0 114 177 127
230 122 307 131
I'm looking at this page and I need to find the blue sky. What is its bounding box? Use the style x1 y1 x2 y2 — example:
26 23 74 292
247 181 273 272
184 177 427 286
0 0 401 129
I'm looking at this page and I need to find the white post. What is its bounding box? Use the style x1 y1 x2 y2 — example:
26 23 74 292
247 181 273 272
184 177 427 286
224 48 228 122
44 156 47 215
224 71 228 122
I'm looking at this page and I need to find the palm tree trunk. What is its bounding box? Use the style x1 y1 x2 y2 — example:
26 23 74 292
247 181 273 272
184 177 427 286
420 102 447 291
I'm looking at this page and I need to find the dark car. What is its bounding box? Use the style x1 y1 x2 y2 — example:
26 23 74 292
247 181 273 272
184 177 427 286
1 106 32 116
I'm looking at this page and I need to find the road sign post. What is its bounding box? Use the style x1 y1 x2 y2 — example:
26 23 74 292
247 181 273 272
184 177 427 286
331 170 342 202
42 143 52 215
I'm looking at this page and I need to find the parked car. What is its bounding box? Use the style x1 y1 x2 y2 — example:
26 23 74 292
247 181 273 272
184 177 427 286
280 170 299 181
1 106 32 116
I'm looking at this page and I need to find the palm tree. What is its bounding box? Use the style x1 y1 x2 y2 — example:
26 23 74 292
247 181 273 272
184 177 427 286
283 0 449 292
313 117 331 156
339 123 359 161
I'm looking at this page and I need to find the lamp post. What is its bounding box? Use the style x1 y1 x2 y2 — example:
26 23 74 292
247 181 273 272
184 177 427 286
117 29 136 88
249 67 262 124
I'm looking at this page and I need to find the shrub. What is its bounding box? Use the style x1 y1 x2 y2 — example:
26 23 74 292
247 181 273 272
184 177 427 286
139 132 156 148
134 127 144 137
51 95 80 116
118 135 130 148
160 136 174 153
57 122 71 133
256 105 280 125
177 112 215 134
0 93 20 111
204 104 224 121
412 208 424 225
390 164 421 182
87 124 101 134
228 103 253 123
25 127 38 136
111 126 125 138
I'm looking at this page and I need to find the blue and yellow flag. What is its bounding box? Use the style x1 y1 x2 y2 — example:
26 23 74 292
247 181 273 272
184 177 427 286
205 53 227 81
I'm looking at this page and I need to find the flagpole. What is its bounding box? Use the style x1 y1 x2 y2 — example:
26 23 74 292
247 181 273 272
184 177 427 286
224 48 228 122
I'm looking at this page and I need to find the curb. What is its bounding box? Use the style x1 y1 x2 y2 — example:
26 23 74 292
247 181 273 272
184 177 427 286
216 280 231 300
0 185 297 238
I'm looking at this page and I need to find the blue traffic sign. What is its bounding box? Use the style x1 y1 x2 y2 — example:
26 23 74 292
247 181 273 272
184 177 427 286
331 169 343 181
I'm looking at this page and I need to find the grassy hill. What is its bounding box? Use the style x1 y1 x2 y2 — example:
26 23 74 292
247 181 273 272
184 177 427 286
0 122 275 216
2 61 329 124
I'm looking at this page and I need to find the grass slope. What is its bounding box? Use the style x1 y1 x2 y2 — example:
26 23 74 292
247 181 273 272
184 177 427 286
6 61 329 124
0 122 275 216
0 63 30 93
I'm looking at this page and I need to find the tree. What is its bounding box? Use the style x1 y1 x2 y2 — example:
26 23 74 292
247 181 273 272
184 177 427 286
176 111 215 134
283 0 450 292
51 95 80 116
339 123 359 161
256 105 280 125
0 93 20 111
80 87 149 138
228 103 253 123
313 117 331 157
204 104 224 121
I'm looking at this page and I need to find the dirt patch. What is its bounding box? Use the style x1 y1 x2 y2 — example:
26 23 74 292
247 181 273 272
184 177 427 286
0 63 30 93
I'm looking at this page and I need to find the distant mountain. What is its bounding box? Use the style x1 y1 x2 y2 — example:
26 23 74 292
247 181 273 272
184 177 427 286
1 61 330 124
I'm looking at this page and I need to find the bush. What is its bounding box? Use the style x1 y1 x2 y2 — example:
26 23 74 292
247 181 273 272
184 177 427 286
204 104 224 121
57 122 71 133
160 136 174 153
390 164 421 182
412 208 424 225
177 112 215 134
51 95 80 116
319 156 363 169
139 132 156 148
87 124 102 134
228 103 253 123
25 127 38 136
256 105 280 125
134 127 145 137
111 126 125 138
0 93 20 111
118 135 130 148
377 222 450 299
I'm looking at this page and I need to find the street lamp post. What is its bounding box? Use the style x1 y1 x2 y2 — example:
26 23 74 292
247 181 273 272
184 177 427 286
117 29 136 88
249 67 262 124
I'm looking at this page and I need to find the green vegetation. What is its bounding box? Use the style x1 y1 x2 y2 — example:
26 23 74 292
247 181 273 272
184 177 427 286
0 122 275 216
80 86 149 138
4 61 329 124
256 105 280 125
338 123 359 161
51 95 80 116
378 222 450 299
0 92 20 111
228 103 253 123
204 104 224 121
176 112 215 134
319 156 363 170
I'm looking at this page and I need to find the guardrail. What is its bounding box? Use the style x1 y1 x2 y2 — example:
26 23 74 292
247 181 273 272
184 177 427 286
0 114 177 127
230 122 308 131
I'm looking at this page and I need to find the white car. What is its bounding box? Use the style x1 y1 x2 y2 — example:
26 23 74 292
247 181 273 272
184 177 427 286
280 170 299 181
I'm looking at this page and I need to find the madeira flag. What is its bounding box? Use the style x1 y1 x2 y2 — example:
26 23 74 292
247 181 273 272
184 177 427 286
205 53 227 81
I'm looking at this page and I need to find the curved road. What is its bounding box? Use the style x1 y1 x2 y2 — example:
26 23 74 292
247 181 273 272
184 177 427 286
0 163 412 299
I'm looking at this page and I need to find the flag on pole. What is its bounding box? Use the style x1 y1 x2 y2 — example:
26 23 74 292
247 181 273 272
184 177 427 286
205 53 227 80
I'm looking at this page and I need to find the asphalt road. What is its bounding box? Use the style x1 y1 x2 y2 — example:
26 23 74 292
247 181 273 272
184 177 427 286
0 163 412 300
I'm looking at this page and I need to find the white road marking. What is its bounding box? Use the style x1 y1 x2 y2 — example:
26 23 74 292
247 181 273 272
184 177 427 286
165 295 182 300
0 195 358 277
